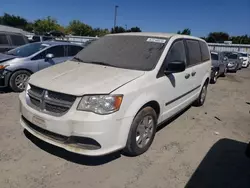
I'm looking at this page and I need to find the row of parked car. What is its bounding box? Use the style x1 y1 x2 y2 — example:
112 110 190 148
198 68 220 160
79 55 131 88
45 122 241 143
210 51 250 84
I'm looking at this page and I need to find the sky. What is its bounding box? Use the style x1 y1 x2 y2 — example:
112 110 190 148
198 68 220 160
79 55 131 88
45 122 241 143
1 0 250 37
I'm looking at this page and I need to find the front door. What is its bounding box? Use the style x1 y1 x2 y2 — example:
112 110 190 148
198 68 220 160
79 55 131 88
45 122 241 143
157 39 194 123
38 45 67 70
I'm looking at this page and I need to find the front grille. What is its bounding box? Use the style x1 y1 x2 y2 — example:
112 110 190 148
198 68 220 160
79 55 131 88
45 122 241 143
27 84 76 116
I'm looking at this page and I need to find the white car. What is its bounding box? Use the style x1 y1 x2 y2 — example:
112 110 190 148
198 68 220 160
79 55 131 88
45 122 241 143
239 52 250 68
19 33 211 156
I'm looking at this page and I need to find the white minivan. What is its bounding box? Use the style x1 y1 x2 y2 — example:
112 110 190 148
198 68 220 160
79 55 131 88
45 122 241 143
19 33 211 156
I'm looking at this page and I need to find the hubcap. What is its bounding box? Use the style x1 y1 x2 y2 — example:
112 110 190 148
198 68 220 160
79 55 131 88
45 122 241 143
136 116 154 148
15 74 29 90
200 85 207 103
214 71 218 82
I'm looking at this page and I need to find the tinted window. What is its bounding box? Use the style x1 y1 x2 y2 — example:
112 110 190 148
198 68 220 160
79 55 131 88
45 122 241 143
74 35 168 71
46 45 65 58
32 36 41 42
0 34 9 45
7 42 49 57
240 53 247 57
199 41 210 61
166 40 186 64
186 40 202 66
10 35 26 46
68 45 83 56
228 54 238 59
211 53 219 60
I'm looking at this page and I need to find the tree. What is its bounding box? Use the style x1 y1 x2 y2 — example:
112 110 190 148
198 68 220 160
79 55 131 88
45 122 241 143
92 28 110 37
206 32 229 43
0 13 28 30
67 20 93 36
177 28 191 35
111 26 126 33
127 26 142 32
33 17 61 34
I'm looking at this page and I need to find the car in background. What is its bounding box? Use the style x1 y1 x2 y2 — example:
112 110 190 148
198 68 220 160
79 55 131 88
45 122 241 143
223 52 242 73
0 41 83 92
210 51 228 84
0 31 29 52
19 33 211 156
29 35 55 43
239 52 250 68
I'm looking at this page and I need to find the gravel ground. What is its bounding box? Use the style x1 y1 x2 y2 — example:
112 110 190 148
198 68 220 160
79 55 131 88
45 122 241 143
0 68 250 188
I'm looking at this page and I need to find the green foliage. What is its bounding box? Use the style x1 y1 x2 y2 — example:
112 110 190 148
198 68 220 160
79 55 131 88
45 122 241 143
33 16 61 34
206 32 229 43
0 13 28 30
177 28 191 35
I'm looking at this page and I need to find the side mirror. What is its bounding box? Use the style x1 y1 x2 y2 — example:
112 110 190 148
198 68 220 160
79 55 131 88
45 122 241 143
45 53 54 61
164 61 186 74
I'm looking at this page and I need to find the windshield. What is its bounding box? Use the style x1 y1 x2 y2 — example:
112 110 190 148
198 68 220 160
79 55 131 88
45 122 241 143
211 53 219 60
6 43 49 57
74 35 168 71
228 54 238 59
240 53 247 57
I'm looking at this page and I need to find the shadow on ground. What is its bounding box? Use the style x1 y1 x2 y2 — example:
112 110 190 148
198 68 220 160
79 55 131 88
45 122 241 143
24 130 121 166
0 88 12 94
185 138 250 188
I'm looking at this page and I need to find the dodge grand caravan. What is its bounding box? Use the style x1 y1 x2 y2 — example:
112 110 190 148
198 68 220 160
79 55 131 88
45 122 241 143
19 33 211 156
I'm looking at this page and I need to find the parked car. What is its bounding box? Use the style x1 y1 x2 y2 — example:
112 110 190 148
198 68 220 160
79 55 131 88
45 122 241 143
239 52 250 68
0 41 83 92
19 33 211 156
0 31 29 53
223 52 242 72
210 51 228 84
29 35 55 43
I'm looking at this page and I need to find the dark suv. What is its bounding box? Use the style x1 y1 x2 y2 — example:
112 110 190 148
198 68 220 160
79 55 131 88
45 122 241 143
0 31 29 53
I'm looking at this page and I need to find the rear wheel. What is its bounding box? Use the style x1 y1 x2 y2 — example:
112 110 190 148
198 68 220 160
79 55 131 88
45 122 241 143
9 70 31 92
210 70 218 84
123 107 157 156
193 82 208 107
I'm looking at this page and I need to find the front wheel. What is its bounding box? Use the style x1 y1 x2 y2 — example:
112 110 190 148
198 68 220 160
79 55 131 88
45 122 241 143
9 70 31 92
193 83 208 107
123 107 157 156
210 70 218 84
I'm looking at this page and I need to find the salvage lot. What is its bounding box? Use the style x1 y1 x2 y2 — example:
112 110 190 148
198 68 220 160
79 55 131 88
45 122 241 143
0 68 250 188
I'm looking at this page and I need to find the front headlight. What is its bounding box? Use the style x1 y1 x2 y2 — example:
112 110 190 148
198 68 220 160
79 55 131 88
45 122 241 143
77 95 123 115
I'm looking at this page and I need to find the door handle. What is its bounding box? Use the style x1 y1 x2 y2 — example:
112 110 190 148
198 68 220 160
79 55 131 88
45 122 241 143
185 73 190 79
191 71 196 76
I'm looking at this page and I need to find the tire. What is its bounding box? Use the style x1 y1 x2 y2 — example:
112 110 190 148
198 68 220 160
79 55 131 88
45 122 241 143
123 107 157 156
193 82 208 107
210 70 218 84
9 70 31 92
221 68 227 77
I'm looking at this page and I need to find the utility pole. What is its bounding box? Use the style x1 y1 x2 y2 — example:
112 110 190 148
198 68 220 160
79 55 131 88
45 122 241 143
125 24 127 30
114 5 119 32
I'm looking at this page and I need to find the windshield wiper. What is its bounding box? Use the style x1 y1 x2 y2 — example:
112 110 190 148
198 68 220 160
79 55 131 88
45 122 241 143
72 57 84 62
84 61 117 68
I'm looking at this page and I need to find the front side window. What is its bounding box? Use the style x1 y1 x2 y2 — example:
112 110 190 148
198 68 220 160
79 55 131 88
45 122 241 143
211 53 219 60
46 45 65 58
165 40 186 64
74 35 169 71
0 34 8 45
228 54 238 59
6 42 48 57
10 35 26 46
186 40 202 66
68 45 83 56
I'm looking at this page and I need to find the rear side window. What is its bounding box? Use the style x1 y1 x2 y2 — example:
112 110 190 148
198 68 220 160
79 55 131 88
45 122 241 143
46 45 65 58
68 45 83 56
199 41 210 61
10 35 26 46
0 34 9 45
165 40 186 64
186 40 202 66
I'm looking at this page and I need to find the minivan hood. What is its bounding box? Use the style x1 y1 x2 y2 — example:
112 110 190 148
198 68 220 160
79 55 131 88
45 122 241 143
0 53 17 63
29 61 145 96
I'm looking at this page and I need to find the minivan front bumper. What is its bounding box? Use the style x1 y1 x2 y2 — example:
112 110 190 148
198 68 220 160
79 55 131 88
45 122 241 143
19 92 133 156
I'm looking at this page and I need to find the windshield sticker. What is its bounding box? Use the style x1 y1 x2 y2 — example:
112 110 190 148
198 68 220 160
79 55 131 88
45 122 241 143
147 38 166 43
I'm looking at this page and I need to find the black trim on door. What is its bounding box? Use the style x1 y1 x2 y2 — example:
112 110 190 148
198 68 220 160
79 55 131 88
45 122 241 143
165 85 201 106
